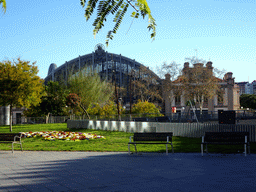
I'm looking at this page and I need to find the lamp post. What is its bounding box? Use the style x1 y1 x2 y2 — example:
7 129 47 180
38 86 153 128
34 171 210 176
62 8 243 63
113 69 120 120
129 69 135 114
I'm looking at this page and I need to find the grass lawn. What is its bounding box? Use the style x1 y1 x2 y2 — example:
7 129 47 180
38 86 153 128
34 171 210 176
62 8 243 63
0 123 255 154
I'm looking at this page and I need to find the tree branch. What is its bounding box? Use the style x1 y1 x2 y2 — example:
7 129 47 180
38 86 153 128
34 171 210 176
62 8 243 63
126 0 139 12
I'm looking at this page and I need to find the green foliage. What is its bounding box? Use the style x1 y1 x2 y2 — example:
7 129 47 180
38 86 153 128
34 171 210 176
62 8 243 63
0 57 44 108
66 67 114 114
0 57 44 131
87 101 125 118
80 0 156 47
240 94 256 109
87 103 102 116
0 0 6 14
23 81 69 117
131 100 162 117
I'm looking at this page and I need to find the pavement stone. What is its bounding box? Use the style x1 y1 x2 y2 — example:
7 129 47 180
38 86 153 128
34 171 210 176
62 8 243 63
0 151 256 192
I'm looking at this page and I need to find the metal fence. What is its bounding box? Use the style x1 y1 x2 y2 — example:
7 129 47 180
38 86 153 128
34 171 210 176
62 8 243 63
70 110 256 123
68 120 256 142
9 116 70 125
157 123 256 142
3 109 255 125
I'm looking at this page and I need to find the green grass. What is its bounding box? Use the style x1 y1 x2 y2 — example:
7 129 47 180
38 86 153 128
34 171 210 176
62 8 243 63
0 123 255 154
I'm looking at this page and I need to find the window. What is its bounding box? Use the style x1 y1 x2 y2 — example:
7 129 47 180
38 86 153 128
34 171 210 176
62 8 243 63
217 90 224 104
175 95 181 103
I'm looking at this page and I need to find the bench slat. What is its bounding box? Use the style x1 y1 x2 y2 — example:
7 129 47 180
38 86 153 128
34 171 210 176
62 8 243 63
133 133 173 142
201 132 250 157
128 132 174 155
0 133 22 142
204 132 249 143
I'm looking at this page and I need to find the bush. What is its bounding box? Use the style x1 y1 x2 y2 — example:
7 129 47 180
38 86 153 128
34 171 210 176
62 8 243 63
87 101 125 119
131 100 162 117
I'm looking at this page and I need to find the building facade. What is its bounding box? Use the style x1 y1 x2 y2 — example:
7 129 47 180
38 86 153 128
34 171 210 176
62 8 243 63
44 43 161 106
163 61 240 114
236 82 249 95
0 106 25 126
243 80 256 95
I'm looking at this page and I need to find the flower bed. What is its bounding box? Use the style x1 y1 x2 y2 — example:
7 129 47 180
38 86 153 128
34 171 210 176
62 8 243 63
20 131 106 141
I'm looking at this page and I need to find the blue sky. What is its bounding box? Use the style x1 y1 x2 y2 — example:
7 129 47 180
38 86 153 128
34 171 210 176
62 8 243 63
1 0 255 83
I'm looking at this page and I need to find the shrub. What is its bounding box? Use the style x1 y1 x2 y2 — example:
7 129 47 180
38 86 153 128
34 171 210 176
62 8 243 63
131 100 162 117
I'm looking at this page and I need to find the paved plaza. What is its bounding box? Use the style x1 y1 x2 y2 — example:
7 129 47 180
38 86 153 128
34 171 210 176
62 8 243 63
0 151 256 192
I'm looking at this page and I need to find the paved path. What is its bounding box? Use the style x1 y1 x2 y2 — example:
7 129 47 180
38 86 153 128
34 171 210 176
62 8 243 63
0 151 256 192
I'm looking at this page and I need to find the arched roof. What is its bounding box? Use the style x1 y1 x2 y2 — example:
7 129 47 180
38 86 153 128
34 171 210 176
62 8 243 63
44 44 160 85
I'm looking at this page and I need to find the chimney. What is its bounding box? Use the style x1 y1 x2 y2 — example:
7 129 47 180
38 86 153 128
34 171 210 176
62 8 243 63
165 74 171 80
184 62 189 68
206 61 213 69
227 72 233 79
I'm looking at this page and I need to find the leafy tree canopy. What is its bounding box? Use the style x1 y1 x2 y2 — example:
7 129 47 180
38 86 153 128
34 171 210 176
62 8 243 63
0 57 44 131
131 66 162 103
23 81 70 118
240 94 256 110
0 0 6 14
80 0 156 47
64 67 114 118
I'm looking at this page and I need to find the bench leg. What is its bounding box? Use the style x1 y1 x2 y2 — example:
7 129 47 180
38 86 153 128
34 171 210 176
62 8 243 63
166 144 168 155
134 144 137 154
249 145 250 155
128 144 130 155
244 144 247 157
20 143 23 152
201 144 203 156
12 143 14 154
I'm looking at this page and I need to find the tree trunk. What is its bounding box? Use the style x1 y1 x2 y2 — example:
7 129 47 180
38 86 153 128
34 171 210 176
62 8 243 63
79 105 90 119
46 113 50 124
9 105 12 132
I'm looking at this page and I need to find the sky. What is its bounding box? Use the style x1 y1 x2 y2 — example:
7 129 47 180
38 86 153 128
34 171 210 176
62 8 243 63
1 0 256 83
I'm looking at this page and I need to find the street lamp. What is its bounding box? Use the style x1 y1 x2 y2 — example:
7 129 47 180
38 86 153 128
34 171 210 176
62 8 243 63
113 69 120 120
129 69 135 114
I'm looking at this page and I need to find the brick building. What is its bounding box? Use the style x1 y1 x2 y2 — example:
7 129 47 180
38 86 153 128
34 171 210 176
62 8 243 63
163 61 240 114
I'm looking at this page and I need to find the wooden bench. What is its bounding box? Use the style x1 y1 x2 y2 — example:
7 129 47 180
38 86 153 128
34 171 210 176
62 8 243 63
128 132 174 155
201 132 250 156
0 133 23 153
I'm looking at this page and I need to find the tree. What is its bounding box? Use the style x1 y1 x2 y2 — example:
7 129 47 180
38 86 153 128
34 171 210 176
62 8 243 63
0 57 44 131
158 61 183 114
66 92 91 119
240 94 256 110
64 66 114 119
23 81 70 122
178 56 226 114
0 0 6 14
80 0 156 47
131 66 162 103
